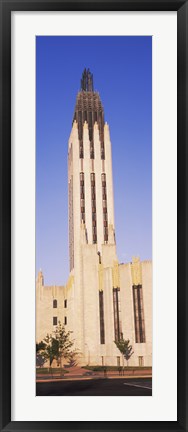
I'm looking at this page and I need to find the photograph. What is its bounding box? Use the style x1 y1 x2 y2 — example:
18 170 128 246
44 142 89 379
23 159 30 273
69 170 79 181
35 35 152 396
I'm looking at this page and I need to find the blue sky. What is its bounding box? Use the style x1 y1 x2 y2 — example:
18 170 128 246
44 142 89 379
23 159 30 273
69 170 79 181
36 36 152 286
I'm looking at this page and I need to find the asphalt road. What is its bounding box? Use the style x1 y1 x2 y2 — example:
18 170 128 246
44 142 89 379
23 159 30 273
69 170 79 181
36 378 152 396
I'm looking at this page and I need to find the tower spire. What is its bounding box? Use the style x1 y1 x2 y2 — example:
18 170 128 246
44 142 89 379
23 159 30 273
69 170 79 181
81 68 94 92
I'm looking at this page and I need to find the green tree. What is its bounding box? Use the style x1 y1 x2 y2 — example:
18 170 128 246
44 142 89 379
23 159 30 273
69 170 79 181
37 321 76 372
114 337 134 369
53 321 75 368
38 334 59 368
36 341 46 367
36 341 46 353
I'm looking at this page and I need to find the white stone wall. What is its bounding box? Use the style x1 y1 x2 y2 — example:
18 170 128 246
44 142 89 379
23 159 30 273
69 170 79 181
68 121 116 256
104 123 115 228
119 260 152 367
68 121 85 354
83 122 92 244
67 119 119 363
36 272 65 343
36 260 152 367
94 122 104 251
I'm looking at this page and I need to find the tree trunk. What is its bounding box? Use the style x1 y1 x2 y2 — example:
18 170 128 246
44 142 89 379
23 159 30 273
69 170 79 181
60 356 63 376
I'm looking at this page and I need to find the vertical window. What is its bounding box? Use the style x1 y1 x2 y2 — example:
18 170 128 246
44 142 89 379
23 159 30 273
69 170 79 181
90 123 95 159
91 173 97 243
80 142 83 158
78 112 84 158
113 288 122 342
64 316 67 325
80 172 85 223
64 299 67 308
101 144 105 160
101 173 108 242
138 356 144 366
53 317 57 326
53 299 57 308
99 291 105 344
133 285 146 343
117 356 121 367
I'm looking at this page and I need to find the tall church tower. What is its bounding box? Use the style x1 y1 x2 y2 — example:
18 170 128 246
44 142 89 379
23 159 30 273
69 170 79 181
67 69 118 362
68 68 116 269
36 69 152 369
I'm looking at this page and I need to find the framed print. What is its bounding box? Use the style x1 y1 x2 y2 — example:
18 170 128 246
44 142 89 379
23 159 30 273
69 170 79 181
0 1 187 431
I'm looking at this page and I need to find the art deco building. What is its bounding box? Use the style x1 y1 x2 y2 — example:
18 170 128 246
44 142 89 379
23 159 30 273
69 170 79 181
36 69 152 367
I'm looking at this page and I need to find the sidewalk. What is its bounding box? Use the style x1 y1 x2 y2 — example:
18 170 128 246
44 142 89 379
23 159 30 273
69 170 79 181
36 366 152 383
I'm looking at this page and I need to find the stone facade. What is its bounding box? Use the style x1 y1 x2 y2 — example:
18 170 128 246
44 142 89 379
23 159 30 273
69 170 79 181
36 257 152 367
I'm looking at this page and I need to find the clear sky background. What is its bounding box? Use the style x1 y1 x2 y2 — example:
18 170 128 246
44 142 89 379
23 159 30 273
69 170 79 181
36 36 152 286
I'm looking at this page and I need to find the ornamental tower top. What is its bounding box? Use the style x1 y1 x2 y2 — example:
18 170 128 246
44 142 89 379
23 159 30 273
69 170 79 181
80 68 94 92
68 69 116 271
73 69 105 159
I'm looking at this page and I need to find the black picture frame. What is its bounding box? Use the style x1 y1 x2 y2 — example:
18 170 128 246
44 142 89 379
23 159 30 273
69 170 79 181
0 1 187 431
